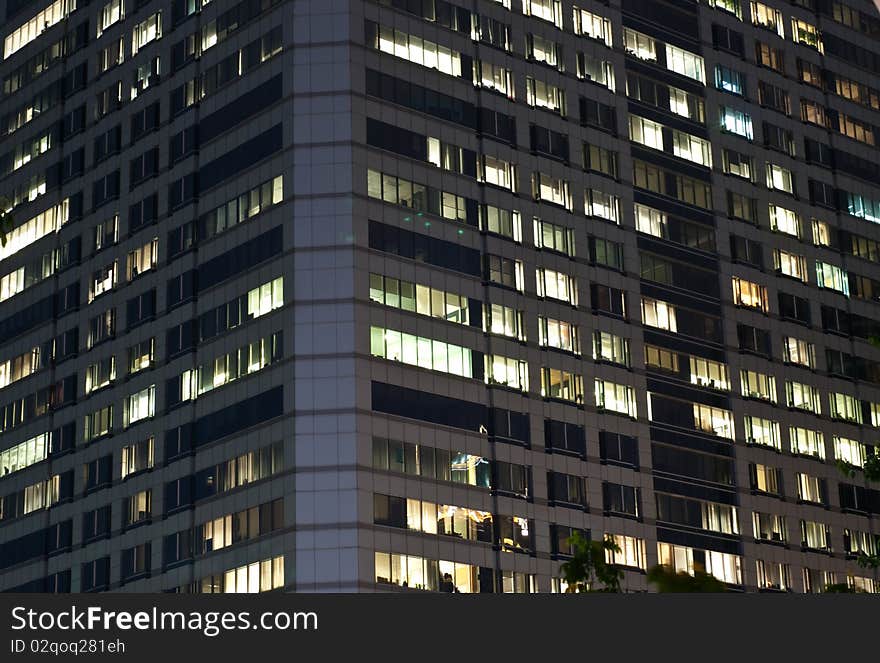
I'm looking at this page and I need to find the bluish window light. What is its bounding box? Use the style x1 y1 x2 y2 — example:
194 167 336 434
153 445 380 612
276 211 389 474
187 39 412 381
847 193 880 224
714 65 744 95
720 106 753 140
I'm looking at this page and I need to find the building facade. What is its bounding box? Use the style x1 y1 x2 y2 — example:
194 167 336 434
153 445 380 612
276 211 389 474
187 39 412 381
0 0 879 593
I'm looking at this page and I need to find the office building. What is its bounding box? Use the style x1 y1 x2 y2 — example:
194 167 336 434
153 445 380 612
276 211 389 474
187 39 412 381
0 0 879 593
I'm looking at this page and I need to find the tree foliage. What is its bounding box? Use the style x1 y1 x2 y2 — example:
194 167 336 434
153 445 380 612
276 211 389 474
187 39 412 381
646 565 727 593
559 532 623 593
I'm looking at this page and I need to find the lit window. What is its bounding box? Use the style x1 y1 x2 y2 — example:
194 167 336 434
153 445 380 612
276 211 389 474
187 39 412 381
668 86 705 122
812 218 832 246
481 205 522 241
720 106 753 139
715 65 744 95
539 316 580 354
476 61 514 98
773 249 807 281
732 277 768 312
744 415 781 450
708 0 742 18
595 379 637 417
629 115 663 150
796 473 825 503
526 77 564 114
121 437 154 479
124 385 155 427
792 18 823 52
585 189 620 224
786 381 821 414
572 7 612 47
536 268 577 305
829 392 862 424
541 367 584 403
4 0 77 59
834 436 866 468
247 277 284 318
370 274 469 325
664 44 705 83
89 261 117 302
769 204 800 237
374 25 462 77
623 28 656 61
641 296 676 331
370 327 474 379
84 405 113 441
221 556 284 593
634 203 666 238
0 432 50 478
790 427 825 459
657 543 742 585
753 512 786 542
605 534 647 570
576 52 615 90
486 355 529 391
766 163 794 194
593 331 630 366
645 345 678 372
801 521 830 551
693 403 735 438
523 0 563 28
741 371 776 403
533 218 575 256
672 130 712 167
532 173 571 209
131 12 162 55
751 2 784 37
486 303 525 341
756 561 792 591
815 261 849 295
689 356 730 390
481 155 516 191
98 0 123 37
85 357 116 394
0 199 70 263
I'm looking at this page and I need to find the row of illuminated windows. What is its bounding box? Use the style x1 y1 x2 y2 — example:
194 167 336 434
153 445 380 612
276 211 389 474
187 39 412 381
368 274 470 325
375 551 537 593
370 281 871 419
0 199 69 265
187 556 284 594
3 0 77 59
371 436 531 498
85 237 158 303
164 499 284 566
370 324 639 412
373 494 532 554
82 384 155 440
628 115 713 167
0 473 60 521
0 432 50 479
178 331 282 402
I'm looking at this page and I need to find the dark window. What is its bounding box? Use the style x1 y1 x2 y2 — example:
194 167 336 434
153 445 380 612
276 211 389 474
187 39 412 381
545 419 586 456
590 283 626 316
126 290 156 329
712 24 744 55
603 482 640 517
547 471 587 508
81 557 110 592
599 431 639 467
129 147 159 189
737 323 772 356
730 234 763 268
